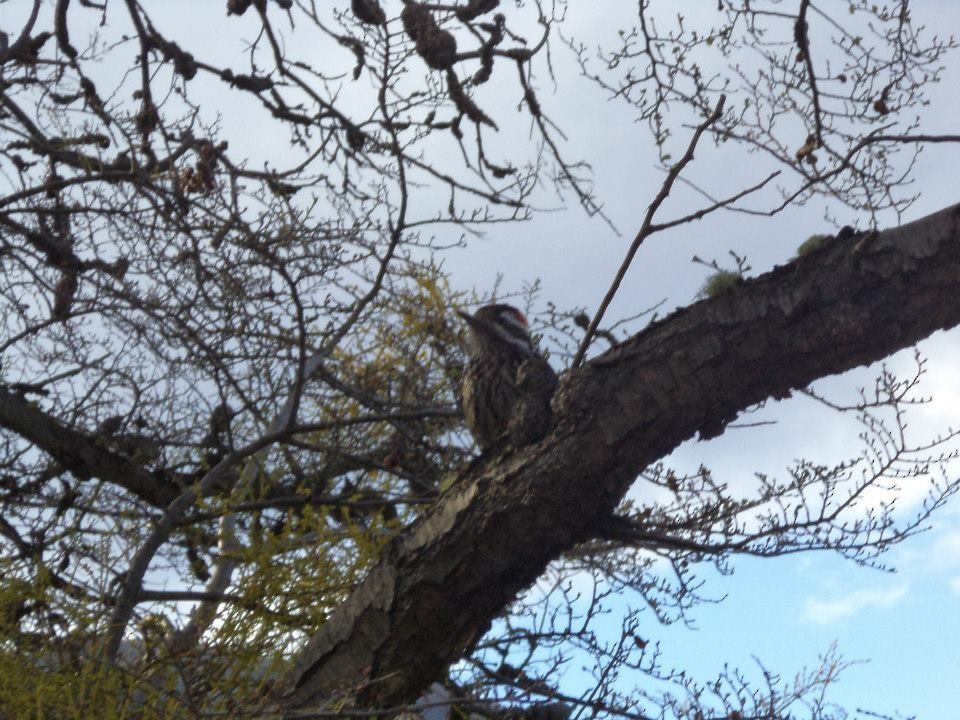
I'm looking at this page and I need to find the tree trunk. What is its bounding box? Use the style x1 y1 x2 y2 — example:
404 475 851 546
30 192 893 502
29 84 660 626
278 203 960 711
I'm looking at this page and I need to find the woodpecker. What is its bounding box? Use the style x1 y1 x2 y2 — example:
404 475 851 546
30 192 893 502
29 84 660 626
457 304 558 451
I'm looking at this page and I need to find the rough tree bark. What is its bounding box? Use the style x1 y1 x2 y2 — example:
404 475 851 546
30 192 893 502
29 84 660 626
278 203 960 711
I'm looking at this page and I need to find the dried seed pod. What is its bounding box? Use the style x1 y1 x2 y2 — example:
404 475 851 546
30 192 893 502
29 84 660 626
227 0 249 12
419 28 457 69
135 103 159 136
346 125 367 152
402 1 457 70
446 70 497 128
178 166 208 194
227 0 255 15
52 271 78 319
196 142 218 191
352 0 386 26
336 36 366 79
400 1 431 41
455 0 499 22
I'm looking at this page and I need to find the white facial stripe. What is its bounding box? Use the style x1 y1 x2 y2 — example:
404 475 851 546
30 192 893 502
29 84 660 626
495 309 534 355
495 329 534 355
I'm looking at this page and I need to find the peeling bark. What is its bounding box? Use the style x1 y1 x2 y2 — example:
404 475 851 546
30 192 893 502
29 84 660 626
279 203 960 711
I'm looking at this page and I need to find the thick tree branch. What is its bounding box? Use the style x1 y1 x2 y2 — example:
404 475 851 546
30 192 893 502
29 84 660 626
0 390 180 508
277 202 960 712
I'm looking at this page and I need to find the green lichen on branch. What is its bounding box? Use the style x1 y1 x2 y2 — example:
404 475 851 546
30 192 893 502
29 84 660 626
795 233 831 259
700 270 742 298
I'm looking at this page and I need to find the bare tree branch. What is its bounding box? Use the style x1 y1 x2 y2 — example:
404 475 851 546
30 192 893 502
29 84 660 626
278 202 960 710
0 389 179 508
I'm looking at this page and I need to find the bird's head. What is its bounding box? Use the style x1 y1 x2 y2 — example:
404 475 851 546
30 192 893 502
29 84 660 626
457 303 534 357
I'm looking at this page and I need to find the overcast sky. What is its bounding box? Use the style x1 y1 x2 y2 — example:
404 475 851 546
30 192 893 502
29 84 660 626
516 4 960 718
158 2 960 716
14 0 960 716
443 3 960 716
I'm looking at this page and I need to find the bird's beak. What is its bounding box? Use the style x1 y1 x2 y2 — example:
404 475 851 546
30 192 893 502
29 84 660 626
458 309 497 339
456 309 478 327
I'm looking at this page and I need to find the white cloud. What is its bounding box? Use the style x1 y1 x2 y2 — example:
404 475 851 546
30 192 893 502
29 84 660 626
803 584 908 625
949 577 960 596
930 530 960 568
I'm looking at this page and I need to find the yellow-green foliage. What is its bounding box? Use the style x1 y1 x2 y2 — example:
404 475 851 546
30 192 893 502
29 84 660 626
700 270 742 298
323 263 465 424
171 264 466 709
0 261 474 718
795 233 830 258
0 505 398 718
0 571 181 719
0 649 181 720
218 502 393 635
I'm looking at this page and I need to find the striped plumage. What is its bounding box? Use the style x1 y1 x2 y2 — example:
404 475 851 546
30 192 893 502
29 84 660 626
458 304 558 451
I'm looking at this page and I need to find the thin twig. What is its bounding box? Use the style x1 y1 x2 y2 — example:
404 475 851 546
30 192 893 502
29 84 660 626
648 170 781 233
571 95 726 367
795 0 824 146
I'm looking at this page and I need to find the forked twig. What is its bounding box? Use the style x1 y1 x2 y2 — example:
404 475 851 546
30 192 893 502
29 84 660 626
572 95 726 367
